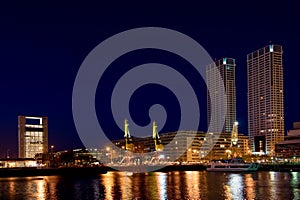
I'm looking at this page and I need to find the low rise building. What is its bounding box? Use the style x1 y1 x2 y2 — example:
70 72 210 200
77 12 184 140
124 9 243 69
0 158 37 168
276 122 300 158
108 130 250 163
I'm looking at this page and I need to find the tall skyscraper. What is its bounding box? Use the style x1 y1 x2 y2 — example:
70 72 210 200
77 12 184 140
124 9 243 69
18 116 48 158
207 58 237 133
247 44 284 155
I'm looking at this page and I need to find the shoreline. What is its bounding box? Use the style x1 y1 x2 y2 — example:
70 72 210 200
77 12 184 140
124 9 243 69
1 163 300 178
0 166 108 178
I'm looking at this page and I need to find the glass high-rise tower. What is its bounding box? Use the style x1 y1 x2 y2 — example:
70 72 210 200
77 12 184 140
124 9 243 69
207 58 236 133
247 44 284 155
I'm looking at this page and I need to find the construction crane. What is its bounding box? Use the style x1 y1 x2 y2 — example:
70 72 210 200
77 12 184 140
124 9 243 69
149 121 164 164
119 119 134 165
124 119 133 151
152 121 164 151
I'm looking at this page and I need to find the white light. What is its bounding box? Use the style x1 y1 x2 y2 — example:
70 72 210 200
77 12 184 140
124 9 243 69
223 58 227 64
234 121 238 125
25 116 43 125
270 45 273 52
159 154 165 159
25 116 42 120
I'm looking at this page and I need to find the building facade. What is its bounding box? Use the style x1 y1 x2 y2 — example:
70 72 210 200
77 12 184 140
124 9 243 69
18 116 48 158
110 131 250 163
207 58 236 133
199 132 250 160
0 158 37 168
247 44 285 155
276 122 300 158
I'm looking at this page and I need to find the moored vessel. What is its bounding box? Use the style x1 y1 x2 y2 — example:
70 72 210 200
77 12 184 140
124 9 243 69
206 158 259 172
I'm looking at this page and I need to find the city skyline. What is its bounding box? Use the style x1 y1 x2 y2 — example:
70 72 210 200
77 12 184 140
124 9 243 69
1 2 300 157
0 42 293 158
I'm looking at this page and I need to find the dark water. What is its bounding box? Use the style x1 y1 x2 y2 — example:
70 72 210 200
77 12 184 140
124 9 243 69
0 171 300 200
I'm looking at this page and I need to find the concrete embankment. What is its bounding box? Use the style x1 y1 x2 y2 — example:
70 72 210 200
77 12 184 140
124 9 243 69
0 167 108 177
259 163 300 172
105 163 300 172
104 164 207 172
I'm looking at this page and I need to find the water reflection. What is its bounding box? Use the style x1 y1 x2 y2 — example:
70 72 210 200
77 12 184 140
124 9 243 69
291 172 299 200
226 174 244 199
157 173 167 199
244 173 256 199
0 171 300 199
185 171 200 199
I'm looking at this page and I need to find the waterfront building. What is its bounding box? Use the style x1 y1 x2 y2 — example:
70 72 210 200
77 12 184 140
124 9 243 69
247 44 284 155
207 58 237 133
200 132 250 160
18 116 48 158
0 158 37 168
276 122 300 158
110 130 250 163
161 131 202 163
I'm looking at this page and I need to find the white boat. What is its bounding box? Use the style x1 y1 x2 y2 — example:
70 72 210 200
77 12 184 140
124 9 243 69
206 158 259 172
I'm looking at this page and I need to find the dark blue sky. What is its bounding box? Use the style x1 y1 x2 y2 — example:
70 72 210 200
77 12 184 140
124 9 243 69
1 2 300 157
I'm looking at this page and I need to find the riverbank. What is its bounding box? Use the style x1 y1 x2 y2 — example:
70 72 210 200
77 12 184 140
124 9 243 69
0 166 107 178
105 163 300 172
259 163 300 172
1 163 300 177
104 164 207 172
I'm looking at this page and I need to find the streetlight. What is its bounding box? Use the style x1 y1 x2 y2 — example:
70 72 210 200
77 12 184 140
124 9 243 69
6 149 10 159
226 149 232 159
106 147 113 164
50 145 54 167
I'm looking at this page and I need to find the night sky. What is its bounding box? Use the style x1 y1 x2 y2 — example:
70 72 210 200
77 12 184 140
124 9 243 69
1 2 300 157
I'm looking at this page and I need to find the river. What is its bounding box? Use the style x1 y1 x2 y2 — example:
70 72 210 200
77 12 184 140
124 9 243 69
0 171 299 199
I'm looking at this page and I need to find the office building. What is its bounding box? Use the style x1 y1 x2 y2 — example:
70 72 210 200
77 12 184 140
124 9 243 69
110 130 250 163
276 122 300 158
18 116 48 158
247 44 284 155
207 58 237 133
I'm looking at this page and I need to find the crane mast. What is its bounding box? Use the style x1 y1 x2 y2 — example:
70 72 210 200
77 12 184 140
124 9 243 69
124 119 133 151
153 121 163 151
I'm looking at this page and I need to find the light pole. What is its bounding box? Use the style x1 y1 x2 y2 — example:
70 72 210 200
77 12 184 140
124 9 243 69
50 145 54 167
175 141 178 161
6 149 10 159
106 147 113 164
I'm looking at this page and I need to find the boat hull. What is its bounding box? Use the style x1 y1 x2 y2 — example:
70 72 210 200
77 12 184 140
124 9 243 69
206 161 259 172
